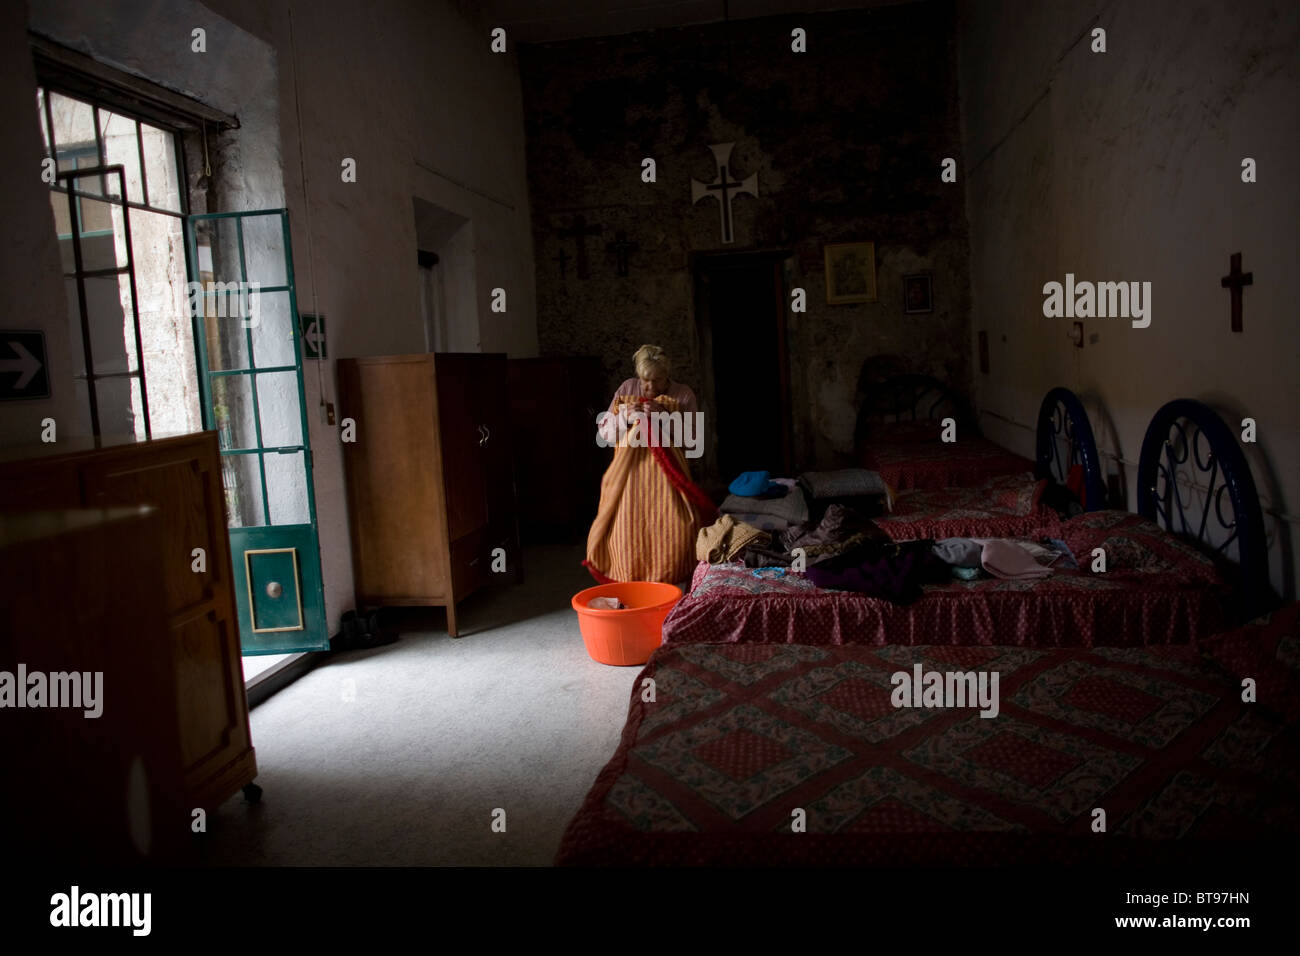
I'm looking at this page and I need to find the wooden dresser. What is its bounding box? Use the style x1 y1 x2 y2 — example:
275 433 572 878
338 353 521 636
0 432 256 814
1 507 191 863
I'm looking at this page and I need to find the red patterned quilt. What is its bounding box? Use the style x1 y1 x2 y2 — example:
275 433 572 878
557 643 1300 865
665 514 1227 647
876 472 1058 541
865 435 1034 491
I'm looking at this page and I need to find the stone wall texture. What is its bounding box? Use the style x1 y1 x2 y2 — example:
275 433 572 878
521 1 971 476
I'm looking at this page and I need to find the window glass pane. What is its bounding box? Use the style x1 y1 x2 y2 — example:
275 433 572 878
49 92 97 171
132 213 203 436
99 110 145 205
257 372 302 447
194 216 244 283
251 291 296 368
93 374 140 438
240 214 288 287
68 208 123 273
194 218 253 370
129 375 147 440
140 121 181 212
65 276 85 377
50 190 73 245
264 451 309 525
82 275 137 376
222 453 266 529
71 378 93 434
36 88 52 158
78 191 116 235
211 374 260 451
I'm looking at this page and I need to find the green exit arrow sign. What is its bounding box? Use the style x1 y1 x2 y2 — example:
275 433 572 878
299 313 327 359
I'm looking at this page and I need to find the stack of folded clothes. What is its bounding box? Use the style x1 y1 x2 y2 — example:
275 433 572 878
719 470 809 532
798 468 892 521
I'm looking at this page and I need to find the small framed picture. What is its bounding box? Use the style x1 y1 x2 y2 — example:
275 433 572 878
824 242 877 304
903 273 933 314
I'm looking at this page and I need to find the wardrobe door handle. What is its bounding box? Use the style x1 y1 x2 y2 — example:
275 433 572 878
477 425 486 446
482 425 490 444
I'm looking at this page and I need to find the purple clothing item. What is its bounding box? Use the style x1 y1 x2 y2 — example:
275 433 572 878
803 540 940 605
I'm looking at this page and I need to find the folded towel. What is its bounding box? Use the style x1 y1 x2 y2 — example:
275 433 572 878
799 468 887 500
980 539 1053 580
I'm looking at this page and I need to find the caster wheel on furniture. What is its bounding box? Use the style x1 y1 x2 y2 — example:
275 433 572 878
242 783 263 804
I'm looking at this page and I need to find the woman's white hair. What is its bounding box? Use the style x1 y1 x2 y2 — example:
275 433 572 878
633 344 669 380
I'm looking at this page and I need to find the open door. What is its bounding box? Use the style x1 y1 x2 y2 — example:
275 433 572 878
186 209 328 654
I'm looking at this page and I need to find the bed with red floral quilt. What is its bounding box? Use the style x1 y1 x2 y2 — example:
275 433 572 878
864 424 1036 491
556 633 1300 866
875 472 1058 542
662 512 1231 648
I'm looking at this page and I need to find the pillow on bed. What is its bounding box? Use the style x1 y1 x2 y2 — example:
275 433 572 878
1198 602 1300 724
986 472 1048 515
1059 510 1221 583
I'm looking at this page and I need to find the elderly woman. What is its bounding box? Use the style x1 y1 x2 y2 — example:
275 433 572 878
585 345 714 584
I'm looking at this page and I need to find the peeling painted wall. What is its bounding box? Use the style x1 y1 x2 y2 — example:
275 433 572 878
957 0 1300 598
520 2 972 477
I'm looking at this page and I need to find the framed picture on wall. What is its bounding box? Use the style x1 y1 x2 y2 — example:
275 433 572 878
824 242 877 304
903 273 933 314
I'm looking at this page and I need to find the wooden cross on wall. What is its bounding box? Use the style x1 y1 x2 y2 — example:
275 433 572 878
557 215 603 279
1221 252 1252 332
606 231 639 278
553 247 570 280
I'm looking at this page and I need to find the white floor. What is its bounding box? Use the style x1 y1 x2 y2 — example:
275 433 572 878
242 653 293 682
202 544 640 866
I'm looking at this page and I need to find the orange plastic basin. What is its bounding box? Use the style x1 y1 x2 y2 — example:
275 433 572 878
571 581 683 666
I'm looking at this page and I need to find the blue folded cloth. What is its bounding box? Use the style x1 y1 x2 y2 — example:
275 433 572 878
729 470 775 497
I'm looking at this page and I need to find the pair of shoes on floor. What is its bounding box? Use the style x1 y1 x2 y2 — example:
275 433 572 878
332 609 398 651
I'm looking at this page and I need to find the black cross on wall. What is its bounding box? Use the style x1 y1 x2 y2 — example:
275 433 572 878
557 215 603 279
1220 252 1253 333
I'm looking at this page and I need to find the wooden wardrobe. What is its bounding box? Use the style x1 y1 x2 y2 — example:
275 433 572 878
338 353 521 637
0 432 257 816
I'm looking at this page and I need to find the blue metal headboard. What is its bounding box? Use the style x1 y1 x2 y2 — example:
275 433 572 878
1137 399 1271 620
1034 388 1106 511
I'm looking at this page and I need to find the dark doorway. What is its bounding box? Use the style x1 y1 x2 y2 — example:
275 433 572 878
694 251 793 488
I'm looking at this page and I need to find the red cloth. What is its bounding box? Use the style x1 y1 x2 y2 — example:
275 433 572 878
557 642 1300 865
1065 463 1087 508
